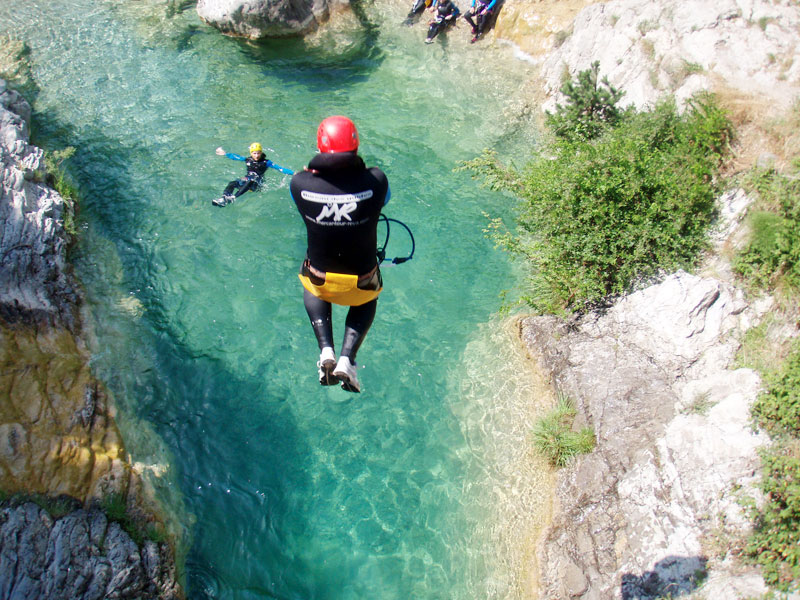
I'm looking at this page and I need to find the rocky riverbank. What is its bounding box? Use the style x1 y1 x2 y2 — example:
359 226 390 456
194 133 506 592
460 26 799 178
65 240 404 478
2 0 797 597
495 0 799 598
0 79 182 599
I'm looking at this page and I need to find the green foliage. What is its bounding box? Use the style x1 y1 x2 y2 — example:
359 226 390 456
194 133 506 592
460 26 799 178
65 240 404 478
733 166 800 292
746 440 800 592
43 147 79 237
545 61 627 142
753 341 800 437
464 62 733 313
518 94 730 312
745 339 800 593
532 392 595 467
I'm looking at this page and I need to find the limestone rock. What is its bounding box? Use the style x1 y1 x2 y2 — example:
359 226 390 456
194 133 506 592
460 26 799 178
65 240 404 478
521 270 770 598
197 0 345 38
534 0 800 113
0 503 181 600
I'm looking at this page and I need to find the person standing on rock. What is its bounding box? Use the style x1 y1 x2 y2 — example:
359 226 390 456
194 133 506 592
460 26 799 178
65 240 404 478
213 142 293 207
290 116 390 393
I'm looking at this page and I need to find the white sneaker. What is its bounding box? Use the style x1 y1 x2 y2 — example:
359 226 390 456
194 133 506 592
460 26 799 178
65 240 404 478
317 347 338 386
333 356 360 393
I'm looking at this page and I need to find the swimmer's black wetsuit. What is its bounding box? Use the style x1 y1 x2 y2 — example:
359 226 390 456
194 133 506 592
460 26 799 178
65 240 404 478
290 151 390 361
223 153 272 198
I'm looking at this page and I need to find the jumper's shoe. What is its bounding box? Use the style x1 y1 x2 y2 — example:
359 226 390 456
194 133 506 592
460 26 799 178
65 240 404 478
333 356 360 393
424 37 434 44
317 347 338 386
470 33 481 43
470 26 477 34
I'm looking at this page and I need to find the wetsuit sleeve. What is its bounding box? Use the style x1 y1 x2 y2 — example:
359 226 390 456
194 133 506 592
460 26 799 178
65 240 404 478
484 0 496 9
225 153 246 161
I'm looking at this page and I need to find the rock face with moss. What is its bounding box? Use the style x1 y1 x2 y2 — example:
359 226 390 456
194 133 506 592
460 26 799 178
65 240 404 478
0 79 182 599
197 0 347 38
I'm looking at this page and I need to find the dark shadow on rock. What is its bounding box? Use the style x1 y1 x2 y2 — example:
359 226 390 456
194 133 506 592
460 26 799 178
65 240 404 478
621 555 708 600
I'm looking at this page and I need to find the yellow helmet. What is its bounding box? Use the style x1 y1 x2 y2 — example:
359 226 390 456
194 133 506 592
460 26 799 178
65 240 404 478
249 142 263 154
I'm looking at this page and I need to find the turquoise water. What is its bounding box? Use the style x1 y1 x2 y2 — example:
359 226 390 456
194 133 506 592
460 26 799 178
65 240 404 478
1 0 542 597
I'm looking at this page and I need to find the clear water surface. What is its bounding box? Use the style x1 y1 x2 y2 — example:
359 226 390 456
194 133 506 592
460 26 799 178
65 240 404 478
0 0 543 597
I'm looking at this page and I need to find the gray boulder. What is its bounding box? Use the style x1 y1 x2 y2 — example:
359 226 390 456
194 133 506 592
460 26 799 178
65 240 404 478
0 79 78 329
0 502 181 600
197 0 338 38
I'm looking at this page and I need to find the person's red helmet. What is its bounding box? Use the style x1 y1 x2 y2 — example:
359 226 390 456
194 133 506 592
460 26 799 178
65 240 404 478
317 116 359 153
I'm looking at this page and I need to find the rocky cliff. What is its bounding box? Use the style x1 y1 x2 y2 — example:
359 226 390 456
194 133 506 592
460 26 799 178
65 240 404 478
495 0 800 598
0 79 182 599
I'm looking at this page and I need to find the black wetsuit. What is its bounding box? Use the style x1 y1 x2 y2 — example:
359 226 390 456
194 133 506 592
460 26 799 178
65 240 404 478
223 153 271 198
427 0 460 40
290 151 390 360
464 0 496 38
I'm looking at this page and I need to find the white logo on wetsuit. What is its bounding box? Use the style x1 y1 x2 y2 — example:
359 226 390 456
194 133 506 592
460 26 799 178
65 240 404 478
300 189 374 223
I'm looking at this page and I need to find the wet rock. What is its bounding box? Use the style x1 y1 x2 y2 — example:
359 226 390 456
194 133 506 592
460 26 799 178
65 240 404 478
0 503 180 600
521 270 770 598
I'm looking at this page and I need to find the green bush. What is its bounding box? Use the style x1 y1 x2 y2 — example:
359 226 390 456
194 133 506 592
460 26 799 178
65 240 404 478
532 393 595 467
43 147 79 237
753 341 800 437
746 440 800 591
733 166 800 292
462 63 733 313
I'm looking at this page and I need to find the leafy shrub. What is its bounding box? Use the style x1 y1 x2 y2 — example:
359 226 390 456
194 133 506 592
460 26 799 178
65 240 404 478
100 491 165 546
733 166 800 292
746 440 800 591
753 341 800 437
463 63 733 313
43 147 79 237
532 393 595 467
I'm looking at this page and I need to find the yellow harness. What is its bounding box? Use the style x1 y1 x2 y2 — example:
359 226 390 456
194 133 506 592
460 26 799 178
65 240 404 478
299 271 382 306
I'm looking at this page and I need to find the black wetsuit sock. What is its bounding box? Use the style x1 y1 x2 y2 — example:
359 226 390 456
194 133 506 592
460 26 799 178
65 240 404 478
340 300 377 361
303 290 335 350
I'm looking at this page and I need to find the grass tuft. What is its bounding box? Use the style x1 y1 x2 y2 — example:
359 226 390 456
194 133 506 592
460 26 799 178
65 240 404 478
532 392 596 467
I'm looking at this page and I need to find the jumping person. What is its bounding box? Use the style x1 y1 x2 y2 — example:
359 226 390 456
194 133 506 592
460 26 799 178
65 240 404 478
213 143 293 207
463 0 496 42
290 116 390 393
